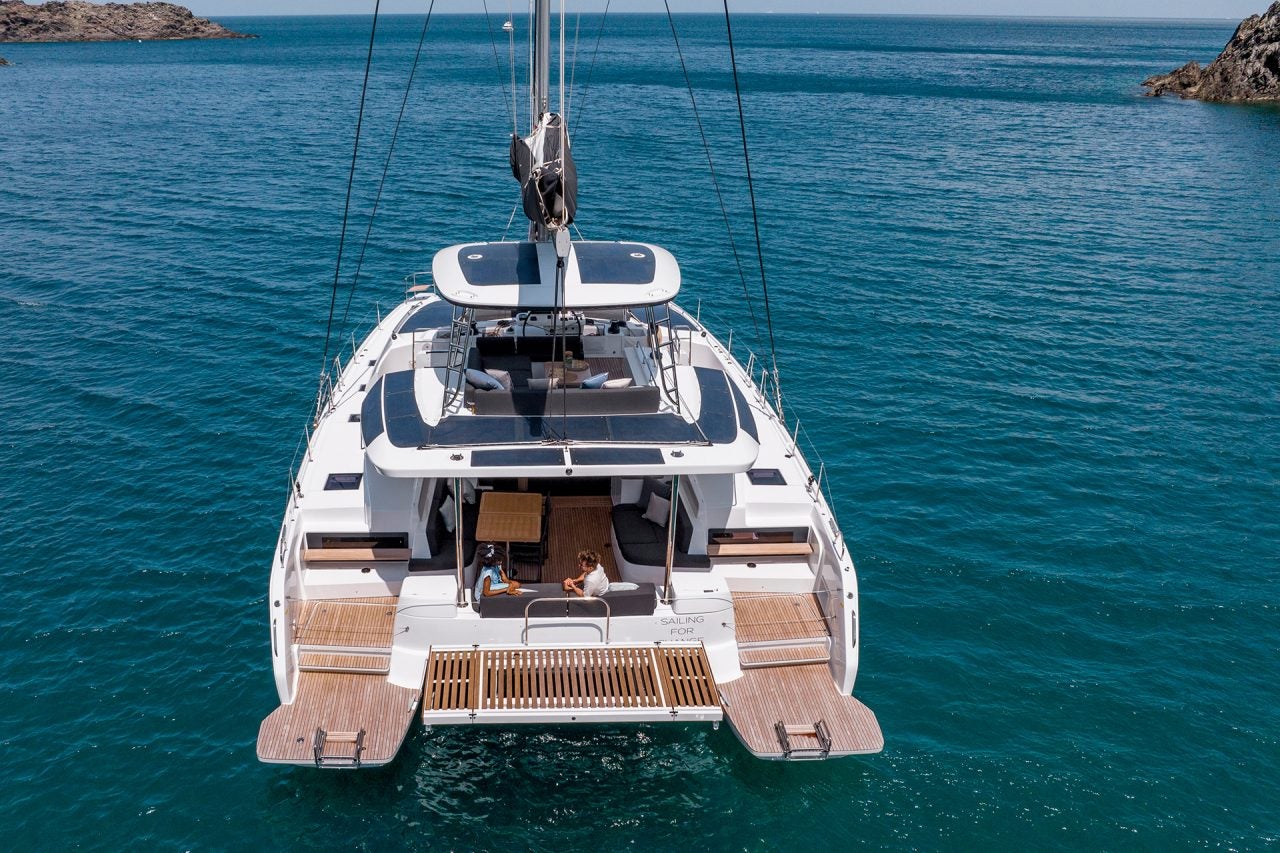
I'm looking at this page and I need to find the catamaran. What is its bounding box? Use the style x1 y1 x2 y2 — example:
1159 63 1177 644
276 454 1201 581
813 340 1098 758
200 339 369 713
256 1 883 768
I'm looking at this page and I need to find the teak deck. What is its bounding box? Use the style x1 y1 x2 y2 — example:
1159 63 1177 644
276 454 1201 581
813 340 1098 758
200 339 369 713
256 671 419 766
719 663 883 758
731 592 831 644
542 495 620 585
422 645 720 722
294 597 397 648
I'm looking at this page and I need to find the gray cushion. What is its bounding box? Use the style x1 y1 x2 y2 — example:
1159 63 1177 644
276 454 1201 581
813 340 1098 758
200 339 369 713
477 583 563 618
612 505 664 544
478 583 659 617
638 477 672 511
470 387 661 417
610 505 709 569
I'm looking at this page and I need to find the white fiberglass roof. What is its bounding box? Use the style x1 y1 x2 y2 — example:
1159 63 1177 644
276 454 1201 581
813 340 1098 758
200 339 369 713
432 240 680 309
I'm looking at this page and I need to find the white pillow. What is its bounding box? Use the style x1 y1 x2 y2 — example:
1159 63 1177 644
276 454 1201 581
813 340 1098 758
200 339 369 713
602 377 633 388
438 494 456 533
465 368 503 390
485 368 513 391
643 492 670 527
580 372 610 389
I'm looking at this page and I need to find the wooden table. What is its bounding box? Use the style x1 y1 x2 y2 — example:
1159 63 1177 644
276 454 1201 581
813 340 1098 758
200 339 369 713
543 360 593 387
476 492 545 570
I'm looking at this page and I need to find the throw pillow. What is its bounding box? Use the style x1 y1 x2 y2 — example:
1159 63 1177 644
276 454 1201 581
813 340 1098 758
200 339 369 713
465 368 503 390
601 377 633 388
580 372 611 389
527 377 561 390
643 492 671 527
485 368 513 391
438 494 456 533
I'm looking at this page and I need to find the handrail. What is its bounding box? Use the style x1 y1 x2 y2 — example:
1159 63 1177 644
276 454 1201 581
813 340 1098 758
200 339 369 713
523 596 612 643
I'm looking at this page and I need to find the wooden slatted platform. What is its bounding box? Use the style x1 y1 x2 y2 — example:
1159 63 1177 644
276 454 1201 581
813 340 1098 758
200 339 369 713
422 644 721 724
294 597 397 649
719 663 883 758
543 496 621 585
731 592 831 645
257 671 419 767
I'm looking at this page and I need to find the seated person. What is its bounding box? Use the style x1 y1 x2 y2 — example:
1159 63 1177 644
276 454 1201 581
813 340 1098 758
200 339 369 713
474 544 522 598
563 549 609 597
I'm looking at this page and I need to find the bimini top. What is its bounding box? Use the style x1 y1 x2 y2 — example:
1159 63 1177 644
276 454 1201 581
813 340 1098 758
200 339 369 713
432 240 680 309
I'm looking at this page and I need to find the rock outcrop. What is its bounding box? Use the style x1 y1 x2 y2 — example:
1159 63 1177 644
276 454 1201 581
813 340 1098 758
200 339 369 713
1143 2 1280 101
0 1 252 42
0 54 10 63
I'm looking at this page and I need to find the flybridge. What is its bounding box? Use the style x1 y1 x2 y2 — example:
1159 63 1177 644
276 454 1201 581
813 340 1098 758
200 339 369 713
431 241 681 309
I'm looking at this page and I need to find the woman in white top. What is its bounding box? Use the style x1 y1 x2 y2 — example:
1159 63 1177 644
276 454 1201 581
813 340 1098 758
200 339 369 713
563 549 609 597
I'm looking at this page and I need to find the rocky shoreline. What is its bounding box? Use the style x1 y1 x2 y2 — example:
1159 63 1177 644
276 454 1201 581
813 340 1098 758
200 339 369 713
0 0 252 43
1143 2 1280 101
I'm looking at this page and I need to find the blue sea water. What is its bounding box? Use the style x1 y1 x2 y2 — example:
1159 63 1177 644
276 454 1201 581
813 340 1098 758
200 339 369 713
2 12 1278 849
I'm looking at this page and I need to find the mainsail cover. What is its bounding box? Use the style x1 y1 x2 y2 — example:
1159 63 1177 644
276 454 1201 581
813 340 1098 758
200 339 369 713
509 112 577 230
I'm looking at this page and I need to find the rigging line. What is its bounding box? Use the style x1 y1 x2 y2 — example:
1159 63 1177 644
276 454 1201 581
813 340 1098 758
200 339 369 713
337 0 438 342
570 0 610 138
662 0 762 355
319 0 382 382
481 0 516 133
501 202 520 241
721 0 780 388
508 3 518 136
567 12 581 122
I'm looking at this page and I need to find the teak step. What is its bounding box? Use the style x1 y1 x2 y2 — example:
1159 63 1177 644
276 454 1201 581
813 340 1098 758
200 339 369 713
738 643 830 669
299 651 391 675
707 542 813 557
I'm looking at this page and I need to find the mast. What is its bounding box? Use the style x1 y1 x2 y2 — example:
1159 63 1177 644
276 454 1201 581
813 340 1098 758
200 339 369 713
530 0 551 127
509 0 576 247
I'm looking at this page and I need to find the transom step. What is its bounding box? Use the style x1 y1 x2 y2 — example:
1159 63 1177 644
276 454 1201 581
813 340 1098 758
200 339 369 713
299 651 391 675
739 643 830 669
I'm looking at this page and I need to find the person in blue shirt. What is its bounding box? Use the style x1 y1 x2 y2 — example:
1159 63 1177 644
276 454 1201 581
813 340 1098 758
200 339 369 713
475 544 522 599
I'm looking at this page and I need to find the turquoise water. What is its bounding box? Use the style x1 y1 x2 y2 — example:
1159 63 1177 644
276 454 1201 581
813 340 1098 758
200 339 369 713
3 13 1278 848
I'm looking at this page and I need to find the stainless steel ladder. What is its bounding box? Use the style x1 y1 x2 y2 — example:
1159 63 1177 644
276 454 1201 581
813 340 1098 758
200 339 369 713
440 308 474 412
646 306 683 411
